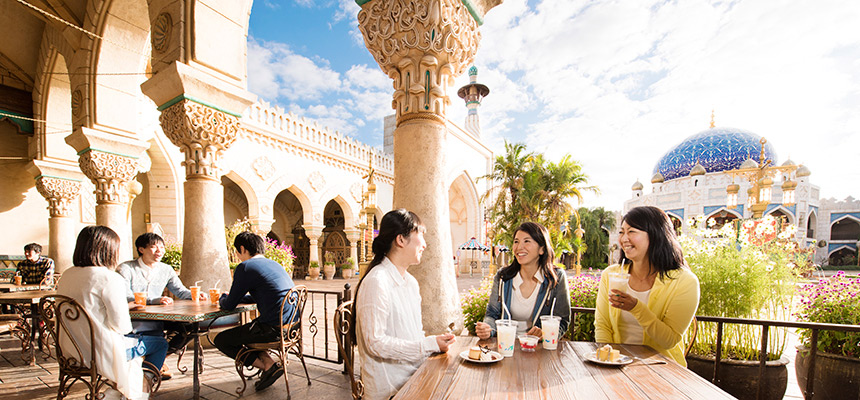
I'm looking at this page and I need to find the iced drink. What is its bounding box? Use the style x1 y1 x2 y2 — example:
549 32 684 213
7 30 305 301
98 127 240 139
540 315 561 350
13 275 22 285
190 286 200 302
496 319 517 357
209 288 221 306
608 272 629 295
133 292 147 308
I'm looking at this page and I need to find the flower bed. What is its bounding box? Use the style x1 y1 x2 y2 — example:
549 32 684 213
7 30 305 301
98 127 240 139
795 271 860 357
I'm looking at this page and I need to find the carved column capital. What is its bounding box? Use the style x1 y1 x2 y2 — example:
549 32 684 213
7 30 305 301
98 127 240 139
35 177 83 217
159 99 240 180
357 0 481 123
78 150 140 204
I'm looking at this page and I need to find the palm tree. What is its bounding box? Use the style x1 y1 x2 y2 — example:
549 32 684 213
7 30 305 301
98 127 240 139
573 207 617 268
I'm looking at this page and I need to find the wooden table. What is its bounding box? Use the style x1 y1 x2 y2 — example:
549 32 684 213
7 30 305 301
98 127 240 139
394 338 734 399
0 289 55 364
130 300 257 400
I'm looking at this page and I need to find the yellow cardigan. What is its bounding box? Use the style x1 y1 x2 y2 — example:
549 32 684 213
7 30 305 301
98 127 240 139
594 263 699 366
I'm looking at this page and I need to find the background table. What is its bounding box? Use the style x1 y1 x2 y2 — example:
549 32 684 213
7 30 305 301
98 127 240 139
130 301 257 400
394 338 734 399
0 282 44 292
0 289 55 364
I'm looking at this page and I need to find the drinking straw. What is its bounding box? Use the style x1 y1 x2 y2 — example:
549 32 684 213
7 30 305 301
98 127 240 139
550 298 557 316
195 280 203 286
620 259 625 271
499 280 509 319
214 280 221 290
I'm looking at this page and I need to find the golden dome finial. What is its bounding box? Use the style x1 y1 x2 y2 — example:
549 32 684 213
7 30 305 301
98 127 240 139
709 109 715 128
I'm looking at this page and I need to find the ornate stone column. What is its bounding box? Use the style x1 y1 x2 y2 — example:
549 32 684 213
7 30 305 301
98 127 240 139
65 128 149 261
303 225 323 267
26 160 85 274
357 0 500 332
345 228 361 267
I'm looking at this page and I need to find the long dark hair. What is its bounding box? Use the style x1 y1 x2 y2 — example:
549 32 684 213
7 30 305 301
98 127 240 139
498 222 559 289
353 209 425 338
619 206 686 280
72 225 121 268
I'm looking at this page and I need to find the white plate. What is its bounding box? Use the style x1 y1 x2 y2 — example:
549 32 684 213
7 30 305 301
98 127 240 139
585 351 633 366
459 349 503 364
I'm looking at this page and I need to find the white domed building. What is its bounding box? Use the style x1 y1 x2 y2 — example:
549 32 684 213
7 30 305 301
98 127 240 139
616 124 860 267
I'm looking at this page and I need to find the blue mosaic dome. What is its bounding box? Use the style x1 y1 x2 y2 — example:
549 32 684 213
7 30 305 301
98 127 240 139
653 127 778 181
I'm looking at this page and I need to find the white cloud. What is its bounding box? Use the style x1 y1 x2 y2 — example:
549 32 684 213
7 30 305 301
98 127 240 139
247 38 342 102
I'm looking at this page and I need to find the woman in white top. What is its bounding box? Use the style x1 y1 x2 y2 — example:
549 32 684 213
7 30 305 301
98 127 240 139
476 222 571 339
57 226 166 400
355 209 456 400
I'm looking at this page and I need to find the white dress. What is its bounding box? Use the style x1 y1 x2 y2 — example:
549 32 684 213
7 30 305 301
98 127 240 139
57 266 146 400
356 258 440 400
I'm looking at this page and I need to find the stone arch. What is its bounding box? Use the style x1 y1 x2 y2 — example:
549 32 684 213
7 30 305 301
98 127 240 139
89 0 151 134
827 245 857 266
267 176 315 228
328 194 355 229
132 135 182 239
223 170 260 220
830 216 860 241
765 206 795 225
705 207 742 229
806 209 817 239
222 175 250 226
32 26 77 159
448 171 481 254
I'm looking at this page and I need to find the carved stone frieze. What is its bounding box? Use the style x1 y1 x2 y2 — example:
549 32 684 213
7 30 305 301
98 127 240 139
252 156 275 180
159 99 240 179
35 177 82 217
152 13 172 52
78 150 140 204
308 171 325 192
357 0 481 121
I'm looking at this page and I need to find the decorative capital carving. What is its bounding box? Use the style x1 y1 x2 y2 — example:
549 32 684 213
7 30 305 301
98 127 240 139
35 176 82 217
78 150 139 204
357 0 481 122
159 99 240 180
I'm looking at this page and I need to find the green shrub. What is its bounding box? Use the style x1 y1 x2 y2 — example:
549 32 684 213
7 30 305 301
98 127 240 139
162 237 182 271
796 271 860 357
566 273 599 341
460 277 493 335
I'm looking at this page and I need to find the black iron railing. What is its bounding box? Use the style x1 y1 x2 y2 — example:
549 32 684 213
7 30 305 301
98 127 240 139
570 306 860 400
303 285 352 367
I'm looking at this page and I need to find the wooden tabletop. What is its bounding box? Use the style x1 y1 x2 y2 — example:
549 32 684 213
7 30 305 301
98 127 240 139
393 338 733 399
129 300 257 323
0 290 56 304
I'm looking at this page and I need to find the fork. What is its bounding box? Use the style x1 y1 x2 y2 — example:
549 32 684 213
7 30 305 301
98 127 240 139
629 356 668 366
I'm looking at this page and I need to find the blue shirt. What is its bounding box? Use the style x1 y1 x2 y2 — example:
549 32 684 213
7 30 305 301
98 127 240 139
219 256 295 327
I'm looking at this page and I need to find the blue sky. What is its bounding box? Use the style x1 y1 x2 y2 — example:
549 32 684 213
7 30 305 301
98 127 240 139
247 0 860 210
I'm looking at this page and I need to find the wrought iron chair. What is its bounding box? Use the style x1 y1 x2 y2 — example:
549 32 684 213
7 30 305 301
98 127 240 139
684 316 699 356
334 300 363 400
234 285 311 396
39 294 162 399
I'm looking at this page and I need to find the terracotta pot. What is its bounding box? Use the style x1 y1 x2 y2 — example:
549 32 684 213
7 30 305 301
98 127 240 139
307 267 320 280
323 263 336 280
341 268 354 279
795 345 860 399
686 353 789 400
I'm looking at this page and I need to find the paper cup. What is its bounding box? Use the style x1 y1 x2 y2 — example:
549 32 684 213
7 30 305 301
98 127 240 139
190 286 200 302
608 272 629 295
209 288 220 306
496 319 517 357
540 315 561 350
133 292 147 308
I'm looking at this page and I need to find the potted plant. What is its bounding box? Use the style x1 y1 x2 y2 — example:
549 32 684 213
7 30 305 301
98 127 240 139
307 261 320 280
323 262 337 280
794 271 860 399
340 257 355 279
680 215 811 400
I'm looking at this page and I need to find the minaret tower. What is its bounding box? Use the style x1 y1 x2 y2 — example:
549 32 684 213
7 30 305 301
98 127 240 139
457 66 490 137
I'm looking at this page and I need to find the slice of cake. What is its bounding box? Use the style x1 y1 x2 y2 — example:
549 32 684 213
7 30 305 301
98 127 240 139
596 344 613 361
468 346 482 360
609 349 621 362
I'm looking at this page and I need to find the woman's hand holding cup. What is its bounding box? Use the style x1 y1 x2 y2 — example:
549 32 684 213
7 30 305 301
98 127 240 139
435 333 456 352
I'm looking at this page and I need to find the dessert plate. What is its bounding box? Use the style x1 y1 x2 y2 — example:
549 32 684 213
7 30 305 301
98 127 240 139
585 351 633 366
459 350 503 364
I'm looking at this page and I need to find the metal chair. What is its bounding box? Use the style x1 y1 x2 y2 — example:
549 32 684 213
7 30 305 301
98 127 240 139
334 300 363 400
39 294 161 399
234 285 311 396
684 316 699 356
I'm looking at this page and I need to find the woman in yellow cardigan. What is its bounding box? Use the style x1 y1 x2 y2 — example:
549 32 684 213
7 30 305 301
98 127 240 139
595 206 699 366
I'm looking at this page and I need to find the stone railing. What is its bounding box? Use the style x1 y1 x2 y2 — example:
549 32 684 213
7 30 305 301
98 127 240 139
241 101 393 180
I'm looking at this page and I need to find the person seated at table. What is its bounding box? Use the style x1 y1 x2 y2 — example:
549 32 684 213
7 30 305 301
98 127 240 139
355 209 456 400
475 222 571 339
13 242 54 285
118 232 204 378
213 231 296 392
595 206 699 366
58 226 168 400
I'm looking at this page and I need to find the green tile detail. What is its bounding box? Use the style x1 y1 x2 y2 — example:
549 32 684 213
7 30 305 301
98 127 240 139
75 147 140 159
0 109 34 134
355 0 372 5
461 0 483 26
157 94 243 118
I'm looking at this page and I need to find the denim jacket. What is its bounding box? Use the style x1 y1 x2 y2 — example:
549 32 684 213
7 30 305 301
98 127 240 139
482 268 571 337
